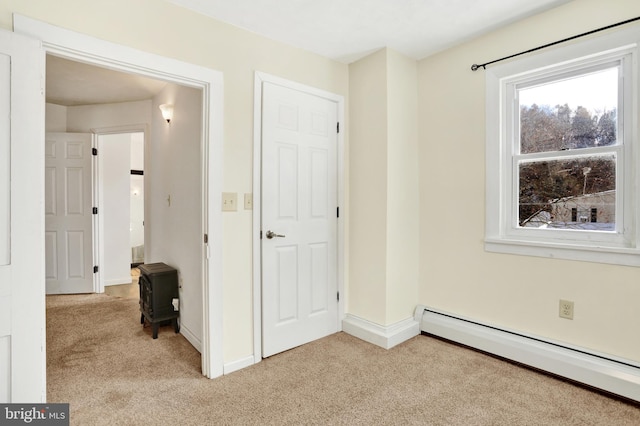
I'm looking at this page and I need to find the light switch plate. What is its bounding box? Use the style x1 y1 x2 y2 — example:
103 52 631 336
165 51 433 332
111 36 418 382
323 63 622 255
222 192 237 212
244 193 253 210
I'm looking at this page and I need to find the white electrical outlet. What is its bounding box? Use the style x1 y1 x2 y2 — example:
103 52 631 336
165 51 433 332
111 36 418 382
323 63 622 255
559 299 574 320
244 193 253 210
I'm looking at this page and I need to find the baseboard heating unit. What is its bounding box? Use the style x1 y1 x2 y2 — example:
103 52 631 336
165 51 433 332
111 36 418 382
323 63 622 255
415 305 640 402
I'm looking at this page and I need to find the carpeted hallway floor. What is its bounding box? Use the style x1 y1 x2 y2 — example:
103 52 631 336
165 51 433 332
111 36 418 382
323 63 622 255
46 293 640 425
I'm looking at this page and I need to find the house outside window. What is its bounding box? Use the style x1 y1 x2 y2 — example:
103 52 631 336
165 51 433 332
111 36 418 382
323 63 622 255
485 26 640 266
545 191 613 230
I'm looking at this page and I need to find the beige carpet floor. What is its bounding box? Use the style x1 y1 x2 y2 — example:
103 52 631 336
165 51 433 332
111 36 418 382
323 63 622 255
46 293 640 425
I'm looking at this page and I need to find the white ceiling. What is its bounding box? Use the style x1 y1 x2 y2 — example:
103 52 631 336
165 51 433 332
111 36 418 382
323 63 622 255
47 0 572 106
168 0 572 63
46 55 168 106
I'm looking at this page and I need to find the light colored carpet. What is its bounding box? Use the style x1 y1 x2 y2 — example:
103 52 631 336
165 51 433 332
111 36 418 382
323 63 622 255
46 293 640 425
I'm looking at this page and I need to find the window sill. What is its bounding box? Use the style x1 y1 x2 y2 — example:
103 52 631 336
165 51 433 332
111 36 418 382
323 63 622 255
485 237 640 267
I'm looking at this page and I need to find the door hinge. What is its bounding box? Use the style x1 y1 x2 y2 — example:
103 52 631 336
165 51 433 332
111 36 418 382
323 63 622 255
204 233 208 244
93 266 99 274
92 148 98 156
92 207 98 214
337 122 340 133
337 291 340 301
337 207 339 218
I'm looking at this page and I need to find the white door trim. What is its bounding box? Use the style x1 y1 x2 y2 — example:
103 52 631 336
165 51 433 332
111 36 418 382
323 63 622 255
252 72 345 362
13 15 225 379
0 27 46 403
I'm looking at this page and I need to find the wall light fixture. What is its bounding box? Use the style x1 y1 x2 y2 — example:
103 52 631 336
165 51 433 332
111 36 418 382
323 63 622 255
159 103 174 124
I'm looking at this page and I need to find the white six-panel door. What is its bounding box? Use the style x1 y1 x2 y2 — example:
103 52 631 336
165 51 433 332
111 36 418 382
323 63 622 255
0 28 46 402
261 82 338 357
45 133 93 294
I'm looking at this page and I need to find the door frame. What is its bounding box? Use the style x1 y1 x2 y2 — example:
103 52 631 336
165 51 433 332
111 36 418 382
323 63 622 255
14 15 225 379
92 125 148 294
252 72 345 363
0 26 46 403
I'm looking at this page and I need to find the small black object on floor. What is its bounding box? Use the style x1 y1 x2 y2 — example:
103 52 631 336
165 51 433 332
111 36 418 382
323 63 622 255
138 262 180 339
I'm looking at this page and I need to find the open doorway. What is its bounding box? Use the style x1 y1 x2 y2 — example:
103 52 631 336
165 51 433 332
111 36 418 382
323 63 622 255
43 49 211 369
44 53 164 292
31 23 222 377
10 16 224 400
44 52 207 336
92 131 145 298
130 132 144 267
95 131 145 289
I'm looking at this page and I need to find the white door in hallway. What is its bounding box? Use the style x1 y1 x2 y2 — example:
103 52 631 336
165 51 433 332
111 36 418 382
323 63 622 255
261 82 339 357
45 132 94 294
0 28 46 402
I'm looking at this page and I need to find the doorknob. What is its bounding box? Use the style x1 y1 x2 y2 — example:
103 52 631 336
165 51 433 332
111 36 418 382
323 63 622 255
265 230 285 239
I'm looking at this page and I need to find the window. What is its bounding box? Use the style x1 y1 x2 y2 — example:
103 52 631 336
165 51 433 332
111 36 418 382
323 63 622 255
485 26 640 266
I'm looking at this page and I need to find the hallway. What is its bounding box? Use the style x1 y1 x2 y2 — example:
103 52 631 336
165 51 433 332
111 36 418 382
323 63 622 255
104 268 140 299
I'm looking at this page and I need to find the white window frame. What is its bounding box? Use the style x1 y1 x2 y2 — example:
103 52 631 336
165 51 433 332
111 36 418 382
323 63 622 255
485 26 640 266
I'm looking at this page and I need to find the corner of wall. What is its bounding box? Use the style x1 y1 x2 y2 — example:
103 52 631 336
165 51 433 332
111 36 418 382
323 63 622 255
342 312 420 349
45 103 67 132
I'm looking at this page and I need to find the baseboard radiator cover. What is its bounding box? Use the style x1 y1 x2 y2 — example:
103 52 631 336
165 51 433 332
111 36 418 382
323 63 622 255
417 305 640 402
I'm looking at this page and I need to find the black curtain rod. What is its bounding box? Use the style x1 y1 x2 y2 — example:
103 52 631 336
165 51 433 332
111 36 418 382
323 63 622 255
471 16 640 71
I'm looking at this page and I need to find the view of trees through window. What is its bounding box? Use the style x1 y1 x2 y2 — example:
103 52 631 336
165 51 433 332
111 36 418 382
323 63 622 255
517 68 618 230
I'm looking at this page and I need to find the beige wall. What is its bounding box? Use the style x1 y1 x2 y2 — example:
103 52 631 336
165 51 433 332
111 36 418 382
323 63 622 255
418 0 640 362
386 49 419 324
148 83 204 347
348 49 388 324
0 0 349 365
348 48 419 326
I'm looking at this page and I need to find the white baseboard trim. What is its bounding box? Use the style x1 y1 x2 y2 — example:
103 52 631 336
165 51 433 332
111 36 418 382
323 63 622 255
224 355 255 375
417 305 640 402
104 276 133 286
342 314 420 349
179 324 201 354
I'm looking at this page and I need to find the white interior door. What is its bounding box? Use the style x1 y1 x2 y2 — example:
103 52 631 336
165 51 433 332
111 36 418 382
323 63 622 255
0 28 46 402
261 82 338 357
45 132 94 294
